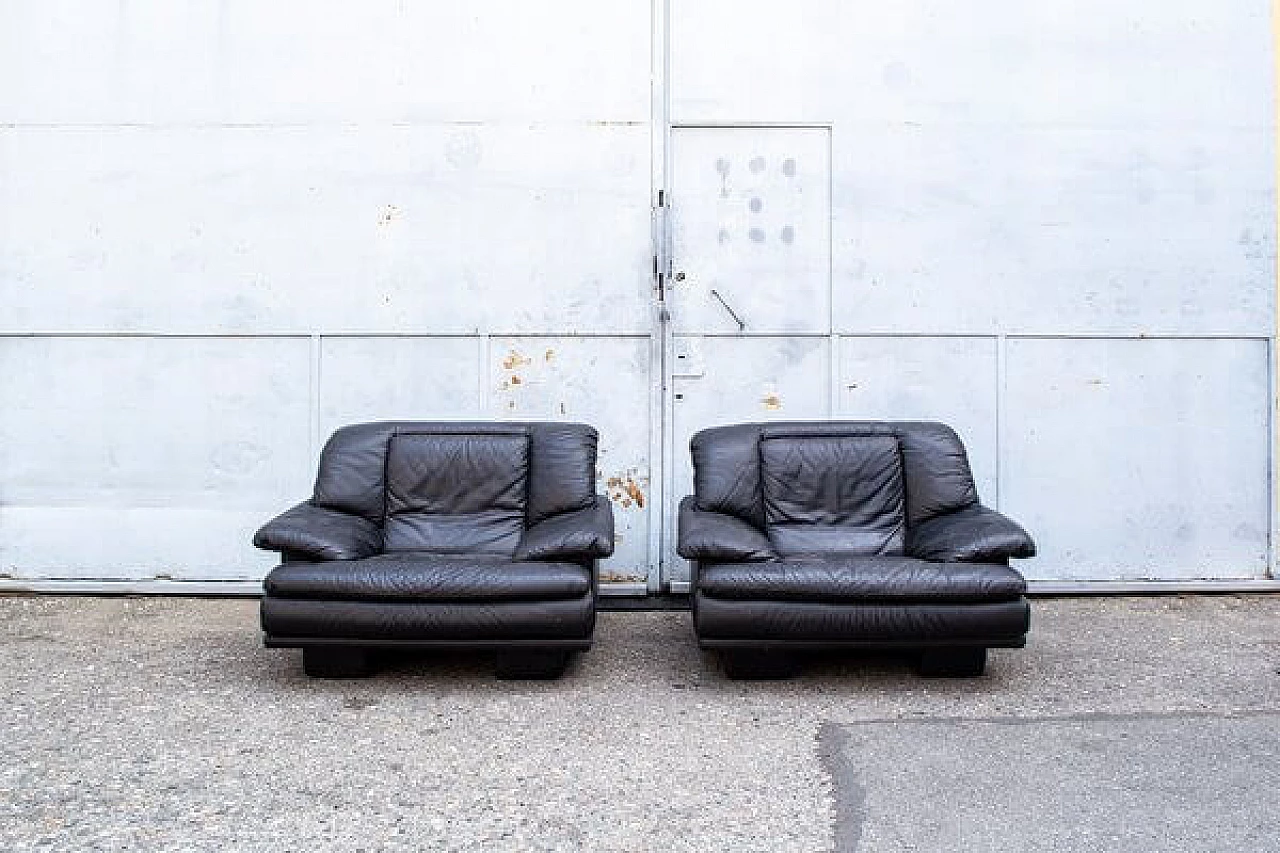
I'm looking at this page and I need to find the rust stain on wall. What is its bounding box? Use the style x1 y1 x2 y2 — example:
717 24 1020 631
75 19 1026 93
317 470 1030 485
502 350 532 370
604 468 648 510
762 392 783 410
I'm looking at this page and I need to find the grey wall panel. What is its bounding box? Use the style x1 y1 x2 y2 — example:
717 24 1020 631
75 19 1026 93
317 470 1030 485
318 337 482 439
488 336 653 584
1003 338 1270 580
832 126 1275 335
0 336 313 579
667 335 831 581
0 125 651 335
837 336 998 504
672 1 1273 129
0 1 650 124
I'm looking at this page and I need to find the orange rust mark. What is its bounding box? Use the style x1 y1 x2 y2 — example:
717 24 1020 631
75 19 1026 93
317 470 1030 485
624 479 645 508
604 470 647 510
501 350 532 370
762 392 782 411
544 348 555 362
509 374 522 385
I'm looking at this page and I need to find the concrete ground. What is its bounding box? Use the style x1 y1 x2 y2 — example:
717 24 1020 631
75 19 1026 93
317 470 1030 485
1 596 1278 852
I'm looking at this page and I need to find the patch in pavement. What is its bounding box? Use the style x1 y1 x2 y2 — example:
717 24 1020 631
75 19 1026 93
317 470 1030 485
820 712 1280 853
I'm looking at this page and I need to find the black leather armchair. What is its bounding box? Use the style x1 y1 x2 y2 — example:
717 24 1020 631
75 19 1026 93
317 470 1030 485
678 422 1035 678
255 421 613 679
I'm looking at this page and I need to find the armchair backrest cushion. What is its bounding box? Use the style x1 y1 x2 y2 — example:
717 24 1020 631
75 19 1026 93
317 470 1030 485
384 432 529 553
310 421 598 556
761 433 906 556
691 422 979 556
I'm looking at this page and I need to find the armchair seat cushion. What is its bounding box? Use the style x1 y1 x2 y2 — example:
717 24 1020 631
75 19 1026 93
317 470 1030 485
264 554 591 603
698 557 1025 604
262 595 594 642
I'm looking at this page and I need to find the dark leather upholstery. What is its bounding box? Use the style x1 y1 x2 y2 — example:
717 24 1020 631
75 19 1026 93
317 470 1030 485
255 422 612 659
694 596 1030 644
253 502 382 562
261 596 595 642
907 503 1036 563
681 421 1035 658
265 555 592 602
514 496 615 561
677 497 777 562
697 558 1026 603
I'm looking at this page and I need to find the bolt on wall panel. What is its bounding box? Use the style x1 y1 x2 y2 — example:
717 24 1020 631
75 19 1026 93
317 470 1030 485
1003 338 1270 580
0 336 313 579
0 125 652 335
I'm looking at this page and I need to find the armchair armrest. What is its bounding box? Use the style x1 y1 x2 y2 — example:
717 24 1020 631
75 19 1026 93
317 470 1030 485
514 495 615 562
677 496 776 562
907 504 1036 563
252 501 382 561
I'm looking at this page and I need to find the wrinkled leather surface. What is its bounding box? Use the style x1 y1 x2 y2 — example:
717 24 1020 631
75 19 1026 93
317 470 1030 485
383 511 525 555
261 595 595 641
690 422 978 528
908 504 1037 562
253 502 382 561
684 421 1032 650
691 424 766 527
383 433 527 554
694 593 1030 643
697 557 1026 603
264 554 591 601
514 496 614 561
762 435 906 556
310 421 597 524
677 497 776 562
525 422 598 524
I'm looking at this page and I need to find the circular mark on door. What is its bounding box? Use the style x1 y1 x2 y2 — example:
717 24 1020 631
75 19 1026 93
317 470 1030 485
749 227 766 243
749 156 766 173
749 197 763 213
781 158 797 177
780 225 795 244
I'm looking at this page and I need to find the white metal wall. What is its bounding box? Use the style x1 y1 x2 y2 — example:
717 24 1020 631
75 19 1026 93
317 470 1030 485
664 0 1276 583
0 1 1274 588
0 1 657 585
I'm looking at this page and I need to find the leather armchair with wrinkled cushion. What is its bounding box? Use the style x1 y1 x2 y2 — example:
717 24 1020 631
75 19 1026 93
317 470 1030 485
255 421 613 679
678 422 1035 678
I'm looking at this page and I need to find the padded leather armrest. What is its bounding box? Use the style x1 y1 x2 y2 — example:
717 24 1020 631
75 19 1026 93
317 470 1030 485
514 495 615 561
252 501 383 561
677 496 777 562
907 504 1036 563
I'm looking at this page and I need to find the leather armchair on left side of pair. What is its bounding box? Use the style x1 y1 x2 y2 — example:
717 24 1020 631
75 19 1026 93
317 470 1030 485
255 421 614 680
